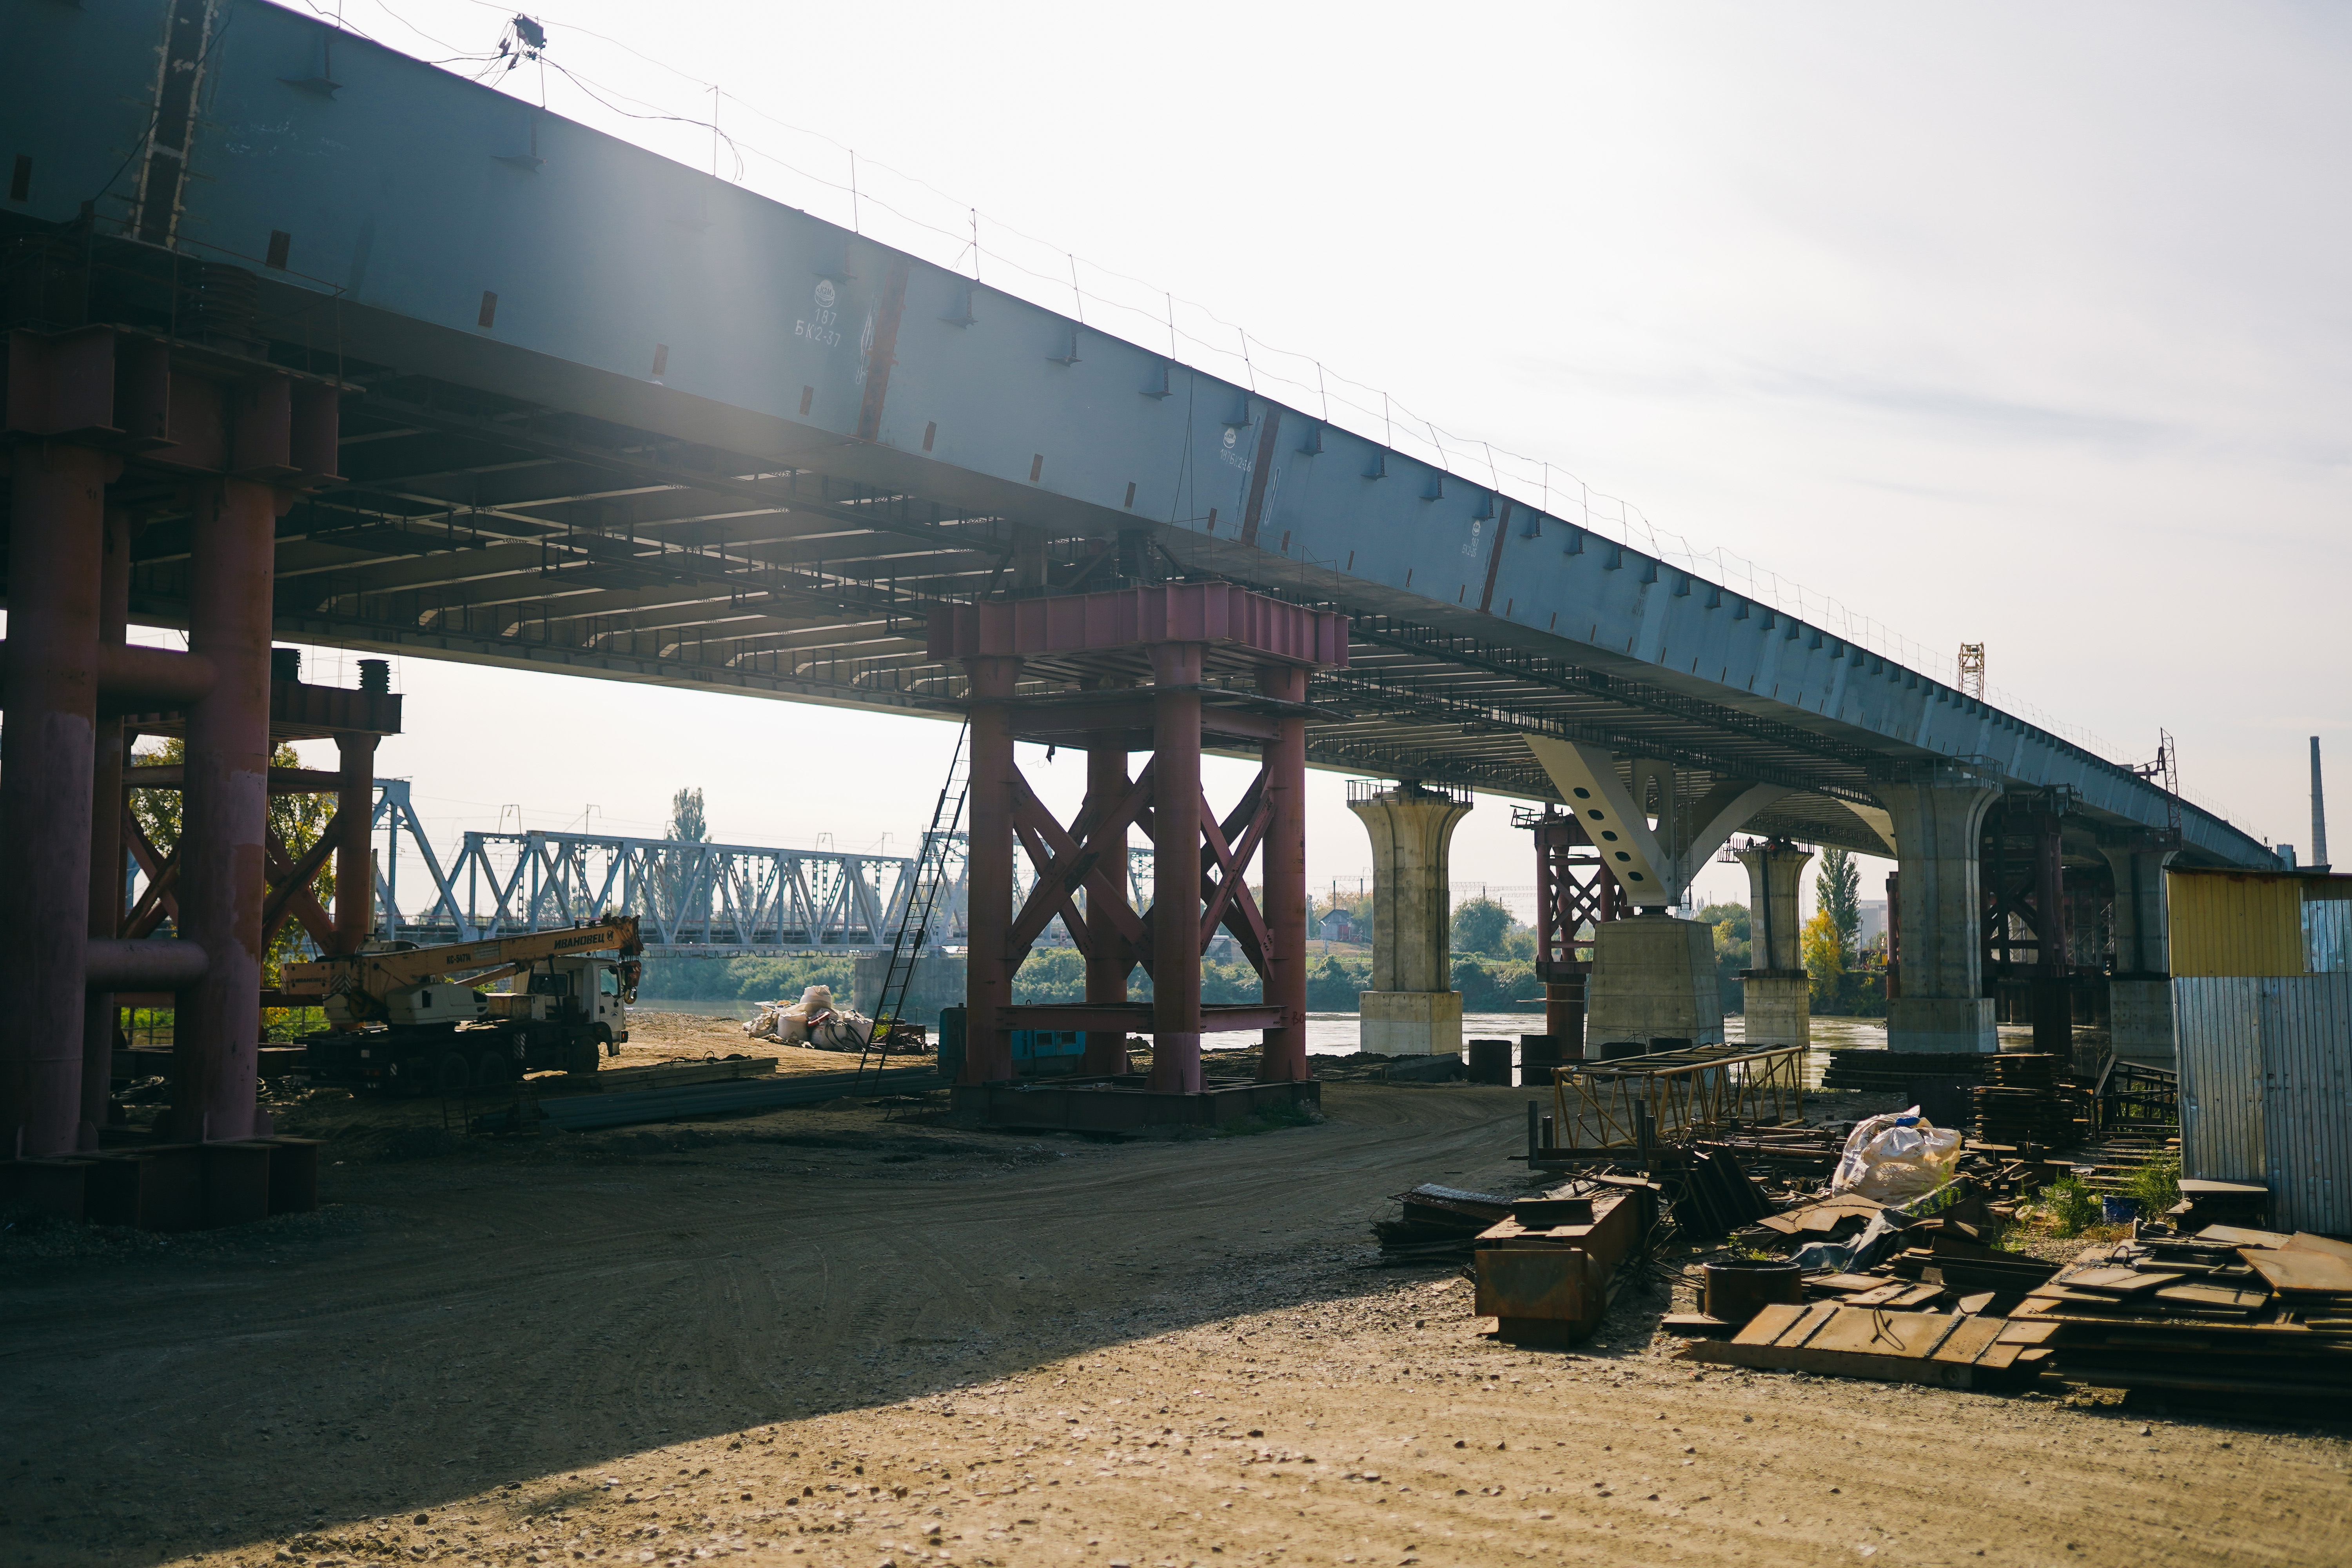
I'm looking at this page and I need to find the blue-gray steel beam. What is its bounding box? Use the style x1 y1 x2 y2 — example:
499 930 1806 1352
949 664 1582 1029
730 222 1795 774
0 0 2269 868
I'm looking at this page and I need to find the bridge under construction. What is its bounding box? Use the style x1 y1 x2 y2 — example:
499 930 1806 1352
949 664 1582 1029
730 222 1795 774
0 0 2278 1186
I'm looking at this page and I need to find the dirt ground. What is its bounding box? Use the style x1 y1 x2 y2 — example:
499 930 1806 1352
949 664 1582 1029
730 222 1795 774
4 1061 2348 1568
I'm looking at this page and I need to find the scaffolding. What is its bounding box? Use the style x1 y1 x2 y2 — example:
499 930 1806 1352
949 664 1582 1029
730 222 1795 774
1548 1043 1808 1151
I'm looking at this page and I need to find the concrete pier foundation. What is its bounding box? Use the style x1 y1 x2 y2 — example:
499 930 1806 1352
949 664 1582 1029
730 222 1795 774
1348 781 1473 1056
1735 841 1813 1047
1586 912 1724 1048
1880 764 2002 1053
2101 842 2178 1066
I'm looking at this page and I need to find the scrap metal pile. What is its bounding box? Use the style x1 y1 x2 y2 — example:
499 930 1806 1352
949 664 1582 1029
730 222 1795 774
2010 1226 2352 1412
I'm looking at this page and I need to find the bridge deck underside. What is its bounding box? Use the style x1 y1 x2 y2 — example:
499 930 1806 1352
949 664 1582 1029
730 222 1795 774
79 369 1898 856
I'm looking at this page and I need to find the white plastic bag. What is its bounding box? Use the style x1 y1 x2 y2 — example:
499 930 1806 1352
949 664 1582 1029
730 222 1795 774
1831 1106 1963 1204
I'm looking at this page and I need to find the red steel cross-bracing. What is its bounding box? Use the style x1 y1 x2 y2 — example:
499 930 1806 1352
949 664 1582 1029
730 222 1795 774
928 585 1347 1094
1529 810 1625 1056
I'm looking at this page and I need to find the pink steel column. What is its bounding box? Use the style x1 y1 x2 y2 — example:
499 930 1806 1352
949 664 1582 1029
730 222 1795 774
961 655 1022 1085
1256 664 1309 1083
332 733 379 954
1148 642 1204 1094
173 476 278 1142
1082 737 1135 1077
80 508 134 1146
0 440 107 1159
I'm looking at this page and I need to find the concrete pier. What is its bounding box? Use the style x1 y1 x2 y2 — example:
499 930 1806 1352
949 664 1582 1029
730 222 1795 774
1880 763 2002 1053
1736 841 1813 1047
2100 841 2178 1066
1585 911 1725 1048
1348 781 1472 1056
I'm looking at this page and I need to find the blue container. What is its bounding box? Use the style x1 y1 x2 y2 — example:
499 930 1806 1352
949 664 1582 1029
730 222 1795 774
2101 1195 2142 1225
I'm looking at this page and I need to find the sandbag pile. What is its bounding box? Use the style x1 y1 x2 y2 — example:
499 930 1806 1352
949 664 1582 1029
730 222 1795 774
743 985 878 1052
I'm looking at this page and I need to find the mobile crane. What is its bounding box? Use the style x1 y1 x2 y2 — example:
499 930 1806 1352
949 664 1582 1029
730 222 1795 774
284 916 644 1095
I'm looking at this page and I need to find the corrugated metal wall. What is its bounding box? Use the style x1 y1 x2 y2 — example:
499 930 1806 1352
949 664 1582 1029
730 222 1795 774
2177 977 2267 1185
2168 872 2304 977
2259 974 2351 1235
2174 974 2352 1234
2305 898 2351 975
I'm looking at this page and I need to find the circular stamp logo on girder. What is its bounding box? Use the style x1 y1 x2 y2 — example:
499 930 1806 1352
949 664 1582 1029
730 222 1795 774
1221 427 1238 449
814 279 837 309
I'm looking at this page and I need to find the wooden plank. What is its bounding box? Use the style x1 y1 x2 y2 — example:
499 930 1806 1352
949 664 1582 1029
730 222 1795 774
2244 1247 2352 1296
575 1057 779 1094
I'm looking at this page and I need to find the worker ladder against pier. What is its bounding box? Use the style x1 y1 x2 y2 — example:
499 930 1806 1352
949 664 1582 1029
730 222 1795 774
859 722 970 1084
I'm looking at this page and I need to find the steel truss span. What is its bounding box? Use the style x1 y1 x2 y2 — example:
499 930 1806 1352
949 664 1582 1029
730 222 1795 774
0 0 2271 873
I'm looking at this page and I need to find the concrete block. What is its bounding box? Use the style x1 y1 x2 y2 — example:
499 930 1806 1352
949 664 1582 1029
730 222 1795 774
1358 990 1463 1056
2108 979 2176 1067
1587 915 1724 1047
1887 996 1996 1054
1739 970 1811 1047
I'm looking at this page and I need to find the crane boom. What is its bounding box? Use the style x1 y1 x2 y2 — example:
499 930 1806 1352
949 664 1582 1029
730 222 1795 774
282 916 642 1001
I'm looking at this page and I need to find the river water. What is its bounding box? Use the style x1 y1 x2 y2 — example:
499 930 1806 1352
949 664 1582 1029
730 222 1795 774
633 997 1911 1085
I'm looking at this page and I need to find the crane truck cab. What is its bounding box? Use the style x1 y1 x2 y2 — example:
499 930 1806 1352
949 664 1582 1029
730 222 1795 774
290 917 641 1096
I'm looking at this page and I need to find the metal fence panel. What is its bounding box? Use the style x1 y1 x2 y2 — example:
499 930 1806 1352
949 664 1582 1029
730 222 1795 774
2174 976 2267 1185
2305 898 2352 975
2259 973 2352 1236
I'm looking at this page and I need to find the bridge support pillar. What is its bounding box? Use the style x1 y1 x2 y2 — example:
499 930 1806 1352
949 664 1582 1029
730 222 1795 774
1081 731 1137 1078
1348 782 1472 1056
1880 764 2002 1054
169 476 282 1144
1523 808 1626 1060
960 655 1024 1087
1255 665 1310 1085
928 585 1347 1103
83 509 133 1147
0 426 109 1160
2100 842 2178 1066
1736 841 1813 1047
1587 911 1725 1048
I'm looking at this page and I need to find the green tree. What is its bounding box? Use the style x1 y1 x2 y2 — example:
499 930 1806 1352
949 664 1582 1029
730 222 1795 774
1802 908 1847 1013
1450 896 1513 956
656 787 711 927
667 787 710 845
1698 901 1750 1011
1817 847 1861 957
128 738 336 1037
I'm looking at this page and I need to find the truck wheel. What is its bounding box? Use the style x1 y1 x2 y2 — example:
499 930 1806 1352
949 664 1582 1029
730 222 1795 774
566 1033 602 1074
475 1053 511 1089
435 1052 471 1096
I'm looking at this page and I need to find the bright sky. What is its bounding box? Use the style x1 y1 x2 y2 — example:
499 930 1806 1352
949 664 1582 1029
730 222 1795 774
148 2 2352 920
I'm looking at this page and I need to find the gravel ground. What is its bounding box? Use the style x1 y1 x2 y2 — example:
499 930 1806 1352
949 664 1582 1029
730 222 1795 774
2 1080 2344 1568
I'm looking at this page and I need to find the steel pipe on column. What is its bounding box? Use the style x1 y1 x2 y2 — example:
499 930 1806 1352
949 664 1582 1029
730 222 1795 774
960 655 1022 1086
332 733 379 953
172 476 278 1142
0 440 107 1159
1256 665 1308 1083
1148 642 1204 1094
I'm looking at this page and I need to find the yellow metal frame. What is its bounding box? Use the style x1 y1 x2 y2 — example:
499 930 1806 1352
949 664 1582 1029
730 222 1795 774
1550 1044 1807 1150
